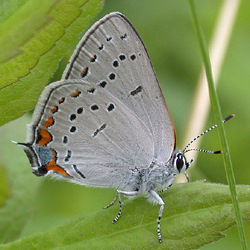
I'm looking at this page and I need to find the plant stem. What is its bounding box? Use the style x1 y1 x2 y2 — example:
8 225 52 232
188 1 248 249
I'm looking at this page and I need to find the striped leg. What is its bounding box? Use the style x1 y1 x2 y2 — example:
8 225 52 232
104 190 138 223
149 190 165 243
158 183 172 193
103 196 118 209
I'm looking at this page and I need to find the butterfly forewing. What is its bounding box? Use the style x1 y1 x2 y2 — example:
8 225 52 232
62 12 175 163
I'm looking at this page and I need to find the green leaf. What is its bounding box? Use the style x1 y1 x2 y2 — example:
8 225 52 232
0 0 104 126
0 166 9 207
0 182 249 249
0 114 41 243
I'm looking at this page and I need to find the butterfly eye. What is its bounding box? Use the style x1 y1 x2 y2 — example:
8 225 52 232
173 151 187 173
176 157 184 172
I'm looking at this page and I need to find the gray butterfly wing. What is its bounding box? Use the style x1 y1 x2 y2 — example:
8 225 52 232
62 12 175 163
27 79 154 189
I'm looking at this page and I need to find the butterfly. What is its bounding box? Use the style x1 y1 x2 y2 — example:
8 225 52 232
17 12 232 242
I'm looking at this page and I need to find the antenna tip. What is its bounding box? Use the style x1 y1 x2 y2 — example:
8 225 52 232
223 114 235 123
214 150 223 154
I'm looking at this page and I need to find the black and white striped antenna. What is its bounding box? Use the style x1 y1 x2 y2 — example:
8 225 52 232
183 114 234 155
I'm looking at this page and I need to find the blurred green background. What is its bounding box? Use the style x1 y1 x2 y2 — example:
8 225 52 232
1 0 250 248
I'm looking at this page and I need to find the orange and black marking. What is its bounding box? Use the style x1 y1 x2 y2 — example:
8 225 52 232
43 116 54 128
70 89 81 98
58 97 65 104
87 87 95 94
43 149 72 178
90 55 97 62
51 105 58 114
36 128 52 146
81 67 89 77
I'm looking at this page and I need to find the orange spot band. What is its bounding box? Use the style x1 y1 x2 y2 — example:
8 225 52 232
45 165 71 177
37 129 52 146
80 67 88 77
51 105 58 114
44 116 54 128
70 89 81 97
45 149 71 178
58 97 65 104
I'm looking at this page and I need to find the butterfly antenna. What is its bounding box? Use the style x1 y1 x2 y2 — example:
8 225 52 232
184 148 222 154
183 114 234 154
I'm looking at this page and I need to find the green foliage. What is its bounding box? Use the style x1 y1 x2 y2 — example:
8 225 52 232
0 0 104 126
0 167 9 207
0 115 40 242
189 1 247 248
0 182 250 249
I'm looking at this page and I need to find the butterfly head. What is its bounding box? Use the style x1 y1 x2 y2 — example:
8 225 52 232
172 150 192 180
171 115 235 181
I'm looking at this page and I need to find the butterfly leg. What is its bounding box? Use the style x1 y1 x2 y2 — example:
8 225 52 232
158 183 172 193
103 196 118 209
184 171 190 182
149 190 165 243
104 190 138 223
